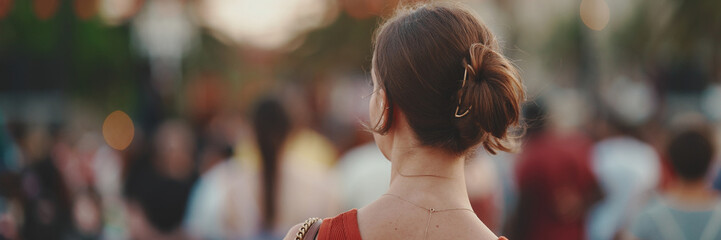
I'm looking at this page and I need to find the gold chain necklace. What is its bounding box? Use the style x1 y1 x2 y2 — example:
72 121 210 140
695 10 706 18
382 193 475 240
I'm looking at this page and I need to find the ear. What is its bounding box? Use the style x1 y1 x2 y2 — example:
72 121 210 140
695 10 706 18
378 87 387 109
378 88 391 126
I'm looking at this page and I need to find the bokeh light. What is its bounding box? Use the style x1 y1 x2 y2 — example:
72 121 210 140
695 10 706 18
580 0 610 31
0 0 12 20
102 110 135 151
341 0 404 19
198 0 330 49
33 0 59 20
99 0 143 25
74 0 98 20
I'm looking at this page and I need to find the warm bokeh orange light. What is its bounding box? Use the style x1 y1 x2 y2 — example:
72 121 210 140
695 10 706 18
0 0 12 20
33 0 59 20
580 0 610 31
102 110 135 151
74 0 98 20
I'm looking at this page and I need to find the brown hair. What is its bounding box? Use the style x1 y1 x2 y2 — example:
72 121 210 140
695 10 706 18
371 3 524 154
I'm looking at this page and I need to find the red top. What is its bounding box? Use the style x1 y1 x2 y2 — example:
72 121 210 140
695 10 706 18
317 209 508 240
318 209 363 240
514 132 598 240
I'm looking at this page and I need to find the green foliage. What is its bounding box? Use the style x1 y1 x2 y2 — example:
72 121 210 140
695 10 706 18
280 13 379 81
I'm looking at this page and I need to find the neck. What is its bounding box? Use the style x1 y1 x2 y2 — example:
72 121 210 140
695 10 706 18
667 178 717 204
385 142 471 209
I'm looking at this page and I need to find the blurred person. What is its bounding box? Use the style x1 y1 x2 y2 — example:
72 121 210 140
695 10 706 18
68 189 103 239
0 171 22 240
48 115 132 240
186 96 339 239
0 112 19 172
184 110 255 240
123 120 197 240
185 72 228 133
254 97 338 239
184 149 261 240
630 127 721 240
184 122 260 240
194 111 247 175
152 120 196 181
511 102 600 240
278 84 339 167
284 3 524 240
196 139 234 176
52 130 102 193
91 143 130 240
586 111 661 240
254 98 293 239
123 159 193 240
12 124 74 239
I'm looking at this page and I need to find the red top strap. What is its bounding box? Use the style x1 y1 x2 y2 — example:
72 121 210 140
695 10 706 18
316 208 509 240
318 209 363 240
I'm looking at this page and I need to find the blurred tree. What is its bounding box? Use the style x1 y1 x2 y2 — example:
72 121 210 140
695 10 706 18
280 12 378 81
0 0 139 114
612 0 721 91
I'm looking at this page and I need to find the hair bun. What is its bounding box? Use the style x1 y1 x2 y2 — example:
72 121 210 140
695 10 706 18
455 42 524 154
370 3 525 155
466 43 502 83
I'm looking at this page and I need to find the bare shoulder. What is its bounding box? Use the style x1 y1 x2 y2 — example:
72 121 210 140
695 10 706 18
358 199 499 240
283 223 303 240
471 218 501 240
426 212 498 240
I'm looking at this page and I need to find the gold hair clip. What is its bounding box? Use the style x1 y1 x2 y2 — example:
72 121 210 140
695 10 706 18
454 65 472 118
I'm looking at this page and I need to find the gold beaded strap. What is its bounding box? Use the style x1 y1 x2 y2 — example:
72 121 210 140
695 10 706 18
295 217 321 240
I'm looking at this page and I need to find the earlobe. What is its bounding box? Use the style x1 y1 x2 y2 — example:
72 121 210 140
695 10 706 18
379 89 389 121
376 89 393 132
378 88 387 106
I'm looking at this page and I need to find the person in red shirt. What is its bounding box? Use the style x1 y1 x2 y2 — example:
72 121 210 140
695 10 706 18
511 103 601 240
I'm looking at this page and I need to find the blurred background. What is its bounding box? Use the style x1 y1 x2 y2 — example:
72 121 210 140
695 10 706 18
0 0 720 239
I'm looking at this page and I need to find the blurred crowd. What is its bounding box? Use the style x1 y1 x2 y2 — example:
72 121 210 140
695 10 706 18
0 78 386 240
1 0 720 240
1 81 720 240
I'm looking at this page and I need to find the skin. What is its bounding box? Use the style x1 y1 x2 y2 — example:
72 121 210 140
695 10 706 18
664 178 720 207
284 68 498 240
